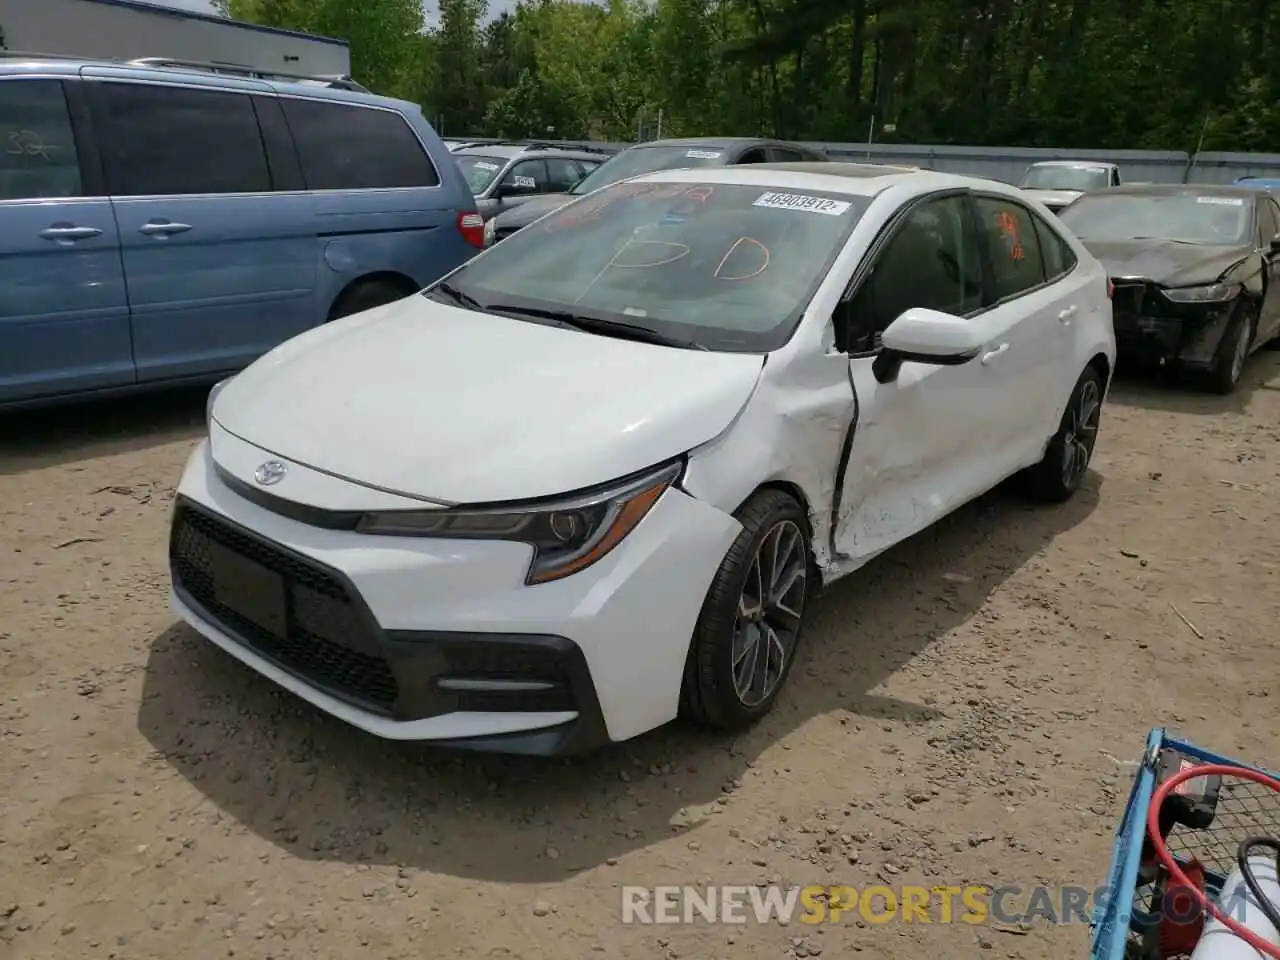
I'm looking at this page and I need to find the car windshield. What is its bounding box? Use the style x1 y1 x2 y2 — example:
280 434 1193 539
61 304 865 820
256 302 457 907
568 145 731 196
1059 193 1252 245
438 180 868 352
1021 165 1111 191
455 155 507 194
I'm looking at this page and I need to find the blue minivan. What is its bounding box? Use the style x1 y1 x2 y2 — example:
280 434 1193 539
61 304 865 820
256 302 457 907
0 55 483 408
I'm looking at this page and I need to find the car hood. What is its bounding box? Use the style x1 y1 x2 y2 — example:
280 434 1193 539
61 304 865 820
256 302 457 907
210 297 765 504
493 192 575 229
1081 239 1250 286
1021 188 1085 208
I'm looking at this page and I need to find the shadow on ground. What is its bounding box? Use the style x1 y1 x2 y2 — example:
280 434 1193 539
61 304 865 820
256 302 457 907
0 386 209 477
137 473 1101 884
1107 350 1280 416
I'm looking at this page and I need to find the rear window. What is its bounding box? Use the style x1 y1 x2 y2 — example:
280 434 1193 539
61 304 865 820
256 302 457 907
569 145 730 196
446 180 868 352
455 154 506 194
1021 165 1111 191
280 98 439 191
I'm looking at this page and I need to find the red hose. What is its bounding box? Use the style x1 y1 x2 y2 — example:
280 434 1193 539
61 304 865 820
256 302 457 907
1147 763 1280 959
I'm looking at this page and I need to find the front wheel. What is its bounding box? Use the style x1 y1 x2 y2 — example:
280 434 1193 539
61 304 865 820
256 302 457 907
1206 307 1254 394
681 490 812 730
1022 365 1104 503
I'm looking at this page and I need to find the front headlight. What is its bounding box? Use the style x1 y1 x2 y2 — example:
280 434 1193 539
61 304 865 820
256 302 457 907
1161 282 1241 303
356 461 683 584
483 217 496 247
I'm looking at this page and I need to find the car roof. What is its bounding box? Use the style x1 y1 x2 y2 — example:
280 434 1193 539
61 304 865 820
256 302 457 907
1095 183 1262 200
0 53 416 111
452 142 608 161
626 137 805 151
628 162 995 198
1029 160 1117 169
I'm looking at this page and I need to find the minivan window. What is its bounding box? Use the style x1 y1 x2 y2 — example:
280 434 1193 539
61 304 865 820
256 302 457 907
96 83 271 197
0 79 83 200
280 98 440 191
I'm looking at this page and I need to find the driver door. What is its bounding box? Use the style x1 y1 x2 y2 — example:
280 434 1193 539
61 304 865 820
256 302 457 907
1256 196 1280 344
831 192 1001 565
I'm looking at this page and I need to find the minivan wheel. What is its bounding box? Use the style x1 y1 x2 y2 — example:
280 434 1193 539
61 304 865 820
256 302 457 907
327 279 413 323
681 489 812 730
1022 365 1104 503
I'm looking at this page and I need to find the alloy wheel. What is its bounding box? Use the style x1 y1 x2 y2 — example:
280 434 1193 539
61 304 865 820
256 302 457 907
1060 378 1101 489
731 520 807 707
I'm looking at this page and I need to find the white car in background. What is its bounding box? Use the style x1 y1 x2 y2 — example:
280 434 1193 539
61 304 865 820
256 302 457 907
171 163 1116 756
1020 160 1123 212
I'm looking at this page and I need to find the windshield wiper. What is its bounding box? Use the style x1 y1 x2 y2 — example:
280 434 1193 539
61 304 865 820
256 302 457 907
485 302 709 350
1126 236 1207 245
427 280 487 311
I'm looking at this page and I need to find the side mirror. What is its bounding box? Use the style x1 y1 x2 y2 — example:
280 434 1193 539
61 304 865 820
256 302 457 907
872 307 984 384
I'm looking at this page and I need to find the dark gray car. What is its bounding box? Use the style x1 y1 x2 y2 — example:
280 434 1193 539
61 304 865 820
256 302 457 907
453 142 613 220
483 137 829 246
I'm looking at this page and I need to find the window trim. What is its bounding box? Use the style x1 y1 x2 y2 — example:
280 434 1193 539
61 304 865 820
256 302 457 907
0 75 99 203
970 192 1063 309
835 188 984 356
1265 197 1280 245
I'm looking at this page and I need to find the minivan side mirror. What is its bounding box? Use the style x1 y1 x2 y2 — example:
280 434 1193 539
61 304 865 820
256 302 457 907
872 307 984 384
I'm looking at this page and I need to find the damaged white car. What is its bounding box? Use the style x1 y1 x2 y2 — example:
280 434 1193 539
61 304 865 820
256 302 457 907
171 163 1116 756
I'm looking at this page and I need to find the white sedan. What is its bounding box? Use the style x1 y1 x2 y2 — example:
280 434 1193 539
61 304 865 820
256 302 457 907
171 163 1115 755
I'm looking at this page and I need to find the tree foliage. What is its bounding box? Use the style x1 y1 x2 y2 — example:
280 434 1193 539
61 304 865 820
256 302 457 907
220 0 1280 150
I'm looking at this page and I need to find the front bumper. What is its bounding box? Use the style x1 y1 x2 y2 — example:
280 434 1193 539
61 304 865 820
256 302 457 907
168 439 741 754
1110 286 1237 369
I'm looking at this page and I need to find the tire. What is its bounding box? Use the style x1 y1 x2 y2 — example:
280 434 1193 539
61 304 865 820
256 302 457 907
680 489 813 730
327 279 413 323
1206 305 1254 395
1022 365 1105 503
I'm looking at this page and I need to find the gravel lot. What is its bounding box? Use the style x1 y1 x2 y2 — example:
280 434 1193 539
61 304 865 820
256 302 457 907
2 355 1278 960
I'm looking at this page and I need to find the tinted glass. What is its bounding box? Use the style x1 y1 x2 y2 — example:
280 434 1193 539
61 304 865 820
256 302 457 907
1032 213 1077 281
501 159 547 192
844 195 981 350
97 82 269 196
446 181 867 352
770 148 804 161
973 196 1047 299
1021 165 1111 191
281 98 439 190
545 157 582 192
568 145 729 196
456 154 506 193
1059 192 1252 246
0 80 82 200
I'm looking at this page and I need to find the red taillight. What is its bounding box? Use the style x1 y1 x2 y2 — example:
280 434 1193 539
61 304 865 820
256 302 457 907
457 212 485 249
1106 278 1114 299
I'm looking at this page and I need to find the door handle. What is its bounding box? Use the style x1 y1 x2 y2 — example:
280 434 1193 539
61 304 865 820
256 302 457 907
39 225 102 242
980 343 1010 365
138 221 192 236
1058 305 1078 323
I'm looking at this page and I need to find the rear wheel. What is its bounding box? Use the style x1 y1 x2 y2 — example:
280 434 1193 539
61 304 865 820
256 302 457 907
327 279 414 323
1206 306 1254 394
681 490 812 730
1022 365 1104 503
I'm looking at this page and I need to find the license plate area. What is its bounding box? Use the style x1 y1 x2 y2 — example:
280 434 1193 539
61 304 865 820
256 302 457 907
207 539 288 637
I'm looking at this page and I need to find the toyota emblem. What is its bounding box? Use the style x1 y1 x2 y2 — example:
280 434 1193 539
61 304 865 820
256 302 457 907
254 460 287 486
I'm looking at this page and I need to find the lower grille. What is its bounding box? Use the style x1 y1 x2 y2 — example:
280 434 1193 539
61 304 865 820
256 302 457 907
170 501 399 709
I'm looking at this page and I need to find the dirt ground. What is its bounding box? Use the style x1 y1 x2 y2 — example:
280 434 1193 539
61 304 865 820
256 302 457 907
2 354 1278 960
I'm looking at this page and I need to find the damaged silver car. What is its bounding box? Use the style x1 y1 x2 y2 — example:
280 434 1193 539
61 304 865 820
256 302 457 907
1058 184 1280 393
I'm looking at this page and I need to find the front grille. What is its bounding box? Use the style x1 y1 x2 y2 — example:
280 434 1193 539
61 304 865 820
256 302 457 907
171 502 399 709
1111 281 1148 316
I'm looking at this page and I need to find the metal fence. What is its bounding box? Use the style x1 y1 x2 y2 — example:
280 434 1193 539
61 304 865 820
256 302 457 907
486 137 1280 185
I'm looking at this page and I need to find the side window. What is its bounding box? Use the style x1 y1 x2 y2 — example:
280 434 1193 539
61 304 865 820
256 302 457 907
1257 198 1279 246
972 196 1047 301
501 159 548 193
1031 213 1078 282
769 147 804 162
577 160 601 178
838 195 983 352
280 98 440 191
0 79 83 200
95 82 270 197
544 157 581 192
737 147 769 164
1111 169 1121 187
